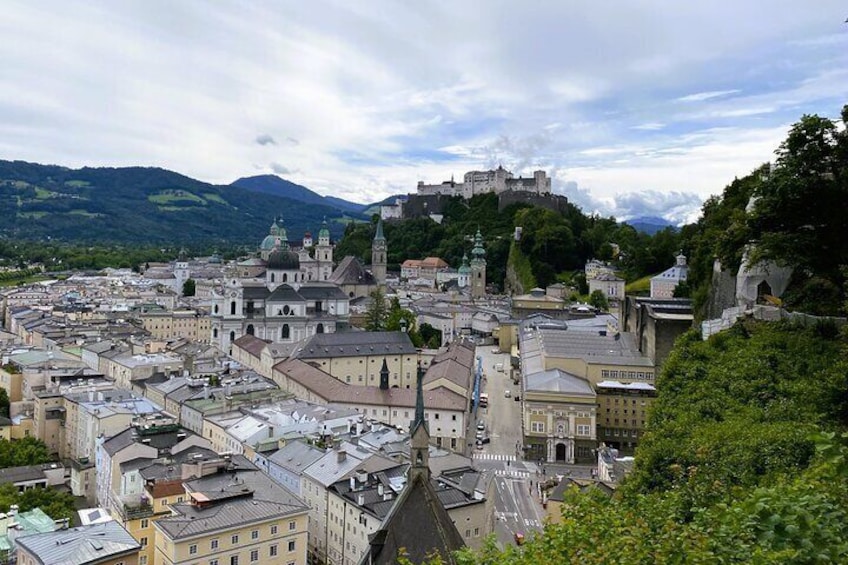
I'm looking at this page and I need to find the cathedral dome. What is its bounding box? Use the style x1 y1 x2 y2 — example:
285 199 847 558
267 248 300 270
260 235 277 251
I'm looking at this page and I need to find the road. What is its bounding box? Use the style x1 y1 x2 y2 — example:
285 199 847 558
471 346 545 548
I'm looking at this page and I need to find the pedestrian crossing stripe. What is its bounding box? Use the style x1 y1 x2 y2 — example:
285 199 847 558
494 470 530 479
472 453 516 461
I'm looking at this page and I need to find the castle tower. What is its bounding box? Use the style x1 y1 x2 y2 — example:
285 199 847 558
372 219 387 287
470 228 487 299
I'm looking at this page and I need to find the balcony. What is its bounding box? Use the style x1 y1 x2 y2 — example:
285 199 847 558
121 501 154 520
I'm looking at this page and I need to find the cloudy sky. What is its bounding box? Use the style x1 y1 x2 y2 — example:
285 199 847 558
1 1 846 223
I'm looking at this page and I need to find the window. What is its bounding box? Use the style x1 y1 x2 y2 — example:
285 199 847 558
140 558 148 565
140 537 148 547
288 540 296 552
230 557 239 565
211 539 219 550
270 525 278 535
288 520 296 531
140 518 148 528
250 549 259 562
474 527 480 536
232 534 239 544
531 422 545 433
577 424 591 436
251 529 259 540
189 544 197 555
210 561 218 565
270 545 278 557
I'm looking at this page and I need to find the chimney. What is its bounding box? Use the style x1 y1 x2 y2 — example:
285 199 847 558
357 493 365 506
349 476 355 491
338 451 347 464
377 484 384 497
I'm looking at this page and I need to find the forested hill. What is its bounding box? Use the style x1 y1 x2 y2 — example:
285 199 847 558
335 195 683 291
0 160 356 244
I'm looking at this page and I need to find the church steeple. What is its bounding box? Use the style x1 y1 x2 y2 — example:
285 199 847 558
372 218 387 287
409 364 429 478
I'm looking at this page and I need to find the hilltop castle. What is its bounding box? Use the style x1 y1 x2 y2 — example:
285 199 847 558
416 165 551 199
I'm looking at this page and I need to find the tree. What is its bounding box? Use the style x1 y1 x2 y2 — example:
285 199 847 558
364 288 389 331
0 388 9 418
182 278 196 297
418 323 442 349
0 437 51 468
0 483 77 522
385 298 424 347
588 289 608 311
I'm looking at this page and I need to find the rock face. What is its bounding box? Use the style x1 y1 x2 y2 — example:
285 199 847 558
705 259 737 320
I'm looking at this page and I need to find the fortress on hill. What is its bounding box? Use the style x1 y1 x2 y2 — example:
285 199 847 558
381 166 565 221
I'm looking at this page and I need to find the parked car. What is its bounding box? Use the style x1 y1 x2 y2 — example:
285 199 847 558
504 389 511 398
480 436 491 444
477 421 485 431
491 348 500 354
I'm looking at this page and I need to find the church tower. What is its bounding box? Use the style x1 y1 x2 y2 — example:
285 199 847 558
470 228 487 299
409 364 429 478
457 253 470 289
372 219 387 287
315 218 334 281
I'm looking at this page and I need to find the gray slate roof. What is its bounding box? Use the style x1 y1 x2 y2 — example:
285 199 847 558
16 521 141 565
525 369 596 396
295 331 416 359
154 459 308 540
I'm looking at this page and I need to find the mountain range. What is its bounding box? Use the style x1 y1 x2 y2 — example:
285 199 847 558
625 216 676 235
0 160 370 245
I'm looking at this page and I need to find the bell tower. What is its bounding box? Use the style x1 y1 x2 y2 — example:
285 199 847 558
372 219 387 287
470 228 487 299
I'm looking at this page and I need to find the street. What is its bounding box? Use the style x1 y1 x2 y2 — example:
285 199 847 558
471 346 545 547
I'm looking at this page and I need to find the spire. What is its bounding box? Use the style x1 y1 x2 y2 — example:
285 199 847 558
409 363 429 476
374 218 385 241
414 363 425 429
379 358 389 390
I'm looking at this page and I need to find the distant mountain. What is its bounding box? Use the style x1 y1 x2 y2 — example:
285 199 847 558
231 175 367 215
0 160 355 245
626 216 676 235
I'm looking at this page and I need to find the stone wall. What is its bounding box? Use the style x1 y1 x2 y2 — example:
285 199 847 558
497 191 569 213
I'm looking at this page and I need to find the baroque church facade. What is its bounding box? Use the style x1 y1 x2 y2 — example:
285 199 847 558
210 217 386 351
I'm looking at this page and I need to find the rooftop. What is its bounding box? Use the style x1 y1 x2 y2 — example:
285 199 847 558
15 521 140 565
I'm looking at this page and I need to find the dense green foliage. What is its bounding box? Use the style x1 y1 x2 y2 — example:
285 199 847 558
0 160 356 244
421 321 848 564
336 196 683 292
0 437 52 468
682 104 848 317
0 483 77 523
0 388 9 418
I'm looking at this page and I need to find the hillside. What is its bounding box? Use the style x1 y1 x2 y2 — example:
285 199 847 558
0 160 353 244
446 320 848 565
230 174 367 215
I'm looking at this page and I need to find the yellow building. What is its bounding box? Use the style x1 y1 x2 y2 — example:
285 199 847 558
293 331 419 389
139 309 211 342
519 325 656 459
522 368 597 464
153 456 309 565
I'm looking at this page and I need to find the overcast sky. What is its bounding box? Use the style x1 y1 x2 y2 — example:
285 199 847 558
1 1 846 223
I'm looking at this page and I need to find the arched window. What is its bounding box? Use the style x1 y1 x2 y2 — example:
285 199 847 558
230 301 236 315
283 305 290 315
270 273 275 283
229 331 235 343
214 305 219 314
317 323 324 334
283 273 288 282
282 324 290 340
246 324 255 336
213 328 218 338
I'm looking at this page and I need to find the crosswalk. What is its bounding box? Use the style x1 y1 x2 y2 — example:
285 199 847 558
495 512 542 529
494 470 530 479
472 453 516 461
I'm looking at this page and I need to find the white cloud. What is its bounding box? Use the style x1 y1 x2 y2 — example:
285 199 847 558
0 0 846 219
676 89 741 103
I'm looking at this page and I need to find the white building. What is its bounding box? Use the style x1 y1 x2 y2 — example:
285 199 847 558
650 253 688 299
